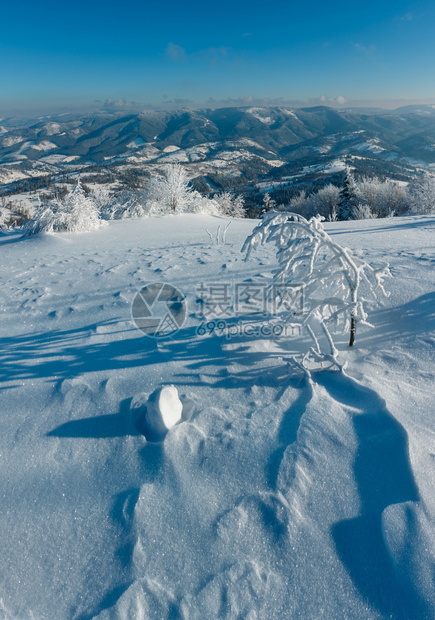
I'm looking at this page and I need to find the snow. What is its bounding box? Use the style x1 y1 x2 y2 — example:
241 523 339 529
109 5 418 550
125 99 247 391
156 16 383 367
30 140 58 152
247 107 273 124
354 139 386 154
40 154 80 164
139 385 183 440
44 122 62 136
127 137 146 149
281 109 298 118
0 167 30 184
1 135 24 147
0 214 434 618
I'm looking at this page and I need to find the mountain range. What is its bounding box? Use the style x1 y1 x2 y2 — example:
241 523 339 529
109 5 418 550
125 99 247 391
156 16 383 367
1 105 435 197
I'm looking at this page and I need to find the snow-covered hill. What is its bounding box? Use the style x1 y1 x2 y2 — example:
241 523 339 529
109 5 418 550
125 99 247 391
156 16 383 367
0 214 434 619
3 105 435 207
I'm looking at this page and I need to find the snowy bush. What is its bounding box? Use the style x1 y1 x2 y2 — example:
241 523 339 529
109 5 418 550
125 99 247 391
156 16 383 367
0 208 11 230
23 180 105 235
96 167 241 221
352 203 376 220
279 187 341 221
242 211 391 367
287 190 309 215
99 189 149 220
407 173 435 214
355 176 408 217
279 173 407 221
92 186 117 219
213 191 246 218
309 184 341 220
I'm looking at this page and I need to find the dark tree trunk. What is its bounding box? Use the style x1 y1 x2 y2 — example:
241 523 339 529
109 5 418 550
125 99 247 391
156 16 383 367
349 316 356 347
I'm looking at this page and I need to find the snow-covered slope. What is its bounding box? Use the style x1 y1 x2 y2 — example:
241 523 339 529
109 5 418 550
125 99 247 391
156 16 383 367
0 214 434 619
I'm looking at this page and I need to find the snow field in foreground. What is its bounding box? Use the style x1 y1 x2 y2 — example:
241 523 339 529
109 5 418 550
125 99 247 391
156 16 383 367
0 214 434 619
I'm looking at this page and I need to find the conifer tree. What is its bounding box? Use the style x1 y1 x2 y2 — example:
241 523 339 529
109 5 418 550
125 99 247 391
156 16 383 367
337 169 360 221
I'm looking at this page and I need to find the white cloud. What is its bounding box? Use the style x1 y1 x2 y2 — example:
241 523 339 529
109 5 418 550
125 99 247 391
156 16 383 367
102 99 139 110
310 95 348 107
354 43 376 59
167 43 186 62
399 12 414 22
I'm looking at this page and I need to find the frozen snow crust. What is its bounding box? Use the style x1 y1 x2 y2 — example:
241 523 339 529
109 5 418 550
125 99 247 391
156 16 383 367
0 214 434 619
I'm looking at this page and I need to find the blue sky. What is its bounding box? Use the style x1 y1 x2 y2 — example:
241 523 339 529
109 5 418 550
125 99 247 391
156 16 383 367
1 0 434 115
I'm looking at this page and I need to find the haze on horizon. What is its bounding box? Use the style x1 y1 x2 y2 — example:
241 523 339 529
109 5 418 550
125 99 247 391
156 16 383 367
1 0 435 117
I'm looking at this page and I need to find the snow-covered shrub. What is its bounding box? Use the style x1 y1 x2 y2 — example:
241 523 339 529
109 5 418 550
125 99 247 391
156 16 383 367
355 176 382 212
99 189 149 220
287 190 309 215
242 211 391 367
355 176 408 217
188 191 221 215
92 186 116 218
213 191 246 218
308 184 340 220
0 207 11 230
23 180 105 235
121 196 149 219
381 181 408 216
274 176 407 221
353 203 376 220
407 173 435 214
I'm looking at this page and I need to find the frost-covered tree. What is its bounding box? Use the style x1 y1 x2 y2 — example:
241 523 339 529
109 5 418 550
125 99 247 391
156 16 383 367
144 164 222 215
91 186 115 217
213 191 246 218
23 179 105 235
278 190 308 216
355 176 382 212
0 207 11 229
242 211 391 366
147 164 194 213
261 193 276 215
355 176 408 217
337 169 360 221
381 181 408 216
274 175 407 221
309 184 340 220
407 173 435 214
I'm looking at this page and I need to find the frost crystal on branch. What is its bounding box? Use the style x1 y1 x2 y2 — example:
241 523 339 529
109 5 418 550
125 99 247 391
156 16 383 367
242 211 391 366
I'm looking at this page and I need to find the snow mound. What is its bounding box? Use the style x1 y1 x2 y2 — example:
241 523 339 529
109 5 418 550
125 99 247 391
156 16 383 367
142 386 183 440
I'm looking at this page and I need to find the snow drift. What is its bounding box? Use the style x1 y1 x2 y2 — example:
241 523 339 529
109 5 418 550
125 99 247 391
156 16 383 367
0 213 434 619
